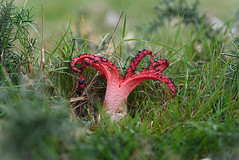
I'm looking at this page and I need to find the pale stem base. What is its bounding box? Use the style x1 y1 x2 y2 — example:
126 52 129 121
102 99 128 122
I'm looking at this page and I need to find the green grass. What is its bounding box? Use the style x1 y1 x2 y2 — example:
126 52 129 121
1 0 239 160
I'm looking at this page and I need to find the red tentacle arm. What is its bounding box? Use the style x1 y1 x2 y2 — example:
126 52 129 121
124 49 154 79
69 54 118 80
120 70 176 99
69 54 120 96
147 59 169 72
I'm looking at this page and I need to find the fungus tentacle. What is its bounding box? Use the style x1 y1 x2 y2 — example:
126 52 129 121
70 54 122 96
120 71 176 99
147 59 169 72
69 54 94 72
74 74 87 95
98 60 120 83
70 55 115 79
124 49 154 79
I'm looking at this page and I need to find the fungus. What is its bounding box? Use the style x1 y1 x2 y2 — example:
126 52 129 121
69 50 176 121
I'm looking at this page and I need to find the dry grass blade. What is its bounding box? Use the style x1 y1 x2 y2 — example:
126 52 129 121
70 97 86 103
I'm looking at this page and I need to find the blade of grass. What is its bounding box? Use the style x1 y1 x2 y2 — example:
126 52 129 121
45 19 71 64
40 2 45 70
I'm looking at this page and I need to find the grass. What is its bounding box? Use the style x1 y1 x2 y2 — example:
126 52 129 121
0 0 239 160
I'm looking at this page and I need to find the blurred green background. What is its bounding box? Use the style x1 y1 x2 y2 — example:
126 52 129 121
15 0 239 36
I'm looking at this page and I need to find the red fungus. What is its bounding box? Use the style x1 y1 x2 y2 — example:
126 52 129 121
69 50 176 121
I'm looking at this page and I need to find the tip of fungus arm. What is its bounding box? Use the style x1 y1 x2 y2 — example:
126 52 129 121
124 50 154 79
147 59 169 72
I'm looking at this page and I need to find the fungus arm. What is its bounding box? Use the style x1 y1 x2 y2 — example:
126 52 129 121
69 54 116 81
124 50 154 79
120 70 176 99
